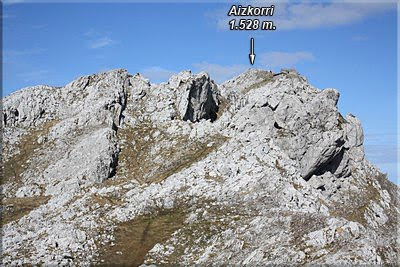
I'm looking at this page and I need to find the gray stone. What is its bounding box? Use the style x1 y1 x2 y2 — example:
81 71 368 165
177 72 219 122
1 68 398 266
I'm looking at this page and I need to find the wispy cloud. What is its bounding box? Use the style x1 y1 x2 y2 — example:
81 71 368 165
259 51 315 69
365 143 398 182
4 48 49 85
4 48 46 56
88 37 115 49
365 144 397 165
84 29 117 49
193 62 248 84
141 66 176 83
4 48 47 64
361 128 397 182
192 51 314 83
17 70 50 82
214 2 395 31
352 35 369 41
274 2 393 30
142 52 313 85
84 29 98 37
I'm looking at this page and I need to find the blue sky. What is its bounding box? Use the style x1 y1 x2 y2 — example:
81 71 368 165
3 1 398 183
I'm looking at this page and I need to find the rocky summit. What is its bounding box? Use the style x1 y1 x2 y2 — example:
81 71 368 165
1 68 398 265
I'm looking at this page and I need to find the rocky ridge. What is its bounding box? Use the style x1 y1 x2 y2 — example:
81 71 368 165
1 68 398 265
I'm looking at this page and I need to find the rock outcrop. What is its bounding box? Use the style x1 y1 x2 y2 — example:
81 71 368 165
1 68 398 266
176 72 219 122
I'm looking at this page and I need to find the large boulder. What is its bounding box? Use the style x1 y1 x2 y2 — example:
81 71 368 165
177 72 219 122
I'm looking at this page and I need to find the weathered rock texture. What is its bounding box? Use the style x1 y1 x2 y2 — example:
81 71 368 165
1 68 398 266
177 72 219 122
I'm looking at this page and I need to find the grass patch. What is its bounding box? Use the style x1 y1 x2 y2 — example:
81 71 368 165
1 196 51 226
274 159 286 176
204 172 224 183
151 136 227 184
242 71 274 94
146 202 245 264
215 96 228 119
2 120 58 187
117 122 227 184
329 176 382 227
91 193 126 207
96 208 187 266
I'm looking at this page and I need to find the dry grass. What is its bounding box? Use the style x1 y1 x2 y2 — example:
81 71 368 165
117 122 227 185
215 96 228 119
242 71 274 94
204 172 224 183
96 209 187 266
2 120 58 187
151 136 227 184
292 182 304 190
1 120 57 226
1 196 51 226
146 203 236 264
91 193 126 207
329 175 382 227
274 159 286 176
290 212 327 247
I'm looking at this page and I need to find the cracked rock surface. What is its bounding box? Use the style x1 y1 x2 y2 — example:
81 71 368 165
1 68 398 265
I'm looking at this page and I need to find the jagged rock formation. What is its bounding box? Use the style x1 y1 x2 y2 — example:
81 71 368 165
1 68 398 266
177 72 219 122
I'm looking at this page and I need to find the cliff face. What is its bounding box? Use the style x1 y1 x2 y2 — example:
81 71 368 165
1 68 398 265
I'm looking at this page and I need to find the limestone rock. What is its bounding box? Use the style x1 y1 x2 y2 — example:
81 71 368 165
1 68 398 266
176 72 219 122
3 85 61 128
344 113 364 148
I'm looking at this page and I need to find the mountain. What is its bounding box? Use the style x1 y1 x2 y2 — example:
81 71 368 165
2 68 398 265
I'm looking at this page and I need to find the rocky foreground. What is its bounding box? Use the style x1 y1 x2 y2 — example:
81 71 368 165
1 68 398 265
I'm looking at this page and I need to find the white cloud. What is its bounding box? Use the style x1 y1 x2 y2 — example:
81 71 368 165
141 66 176 83
88 37 114 49
215 2 394 31
259 51 315 69
193 62 248 83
